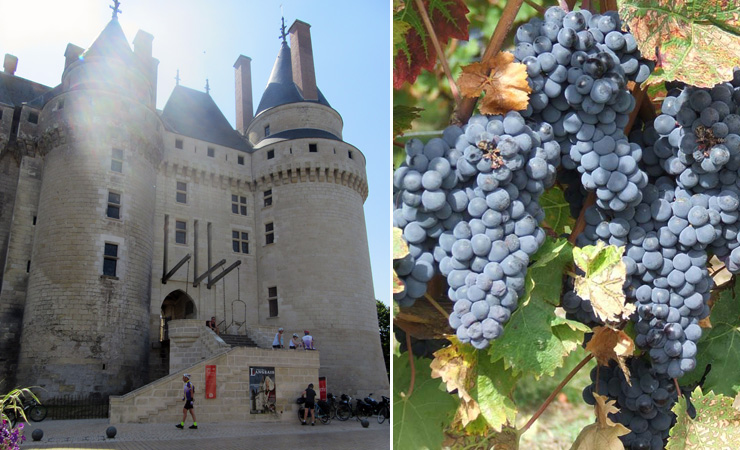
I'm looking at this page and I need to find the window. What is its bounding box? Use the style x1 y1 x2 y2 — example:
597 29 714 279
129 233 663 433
175 138 183 149
263 189 272 207
232 230 249 254
103 243 118 277
27 112 38 124
232 195 247 215
348 150 354 159
107 191 121 219
265 222 274 245
309 143 317 153
267 149 274 160
55 100 64 111
111 148 123 173
238 155 244 165
207 147 215 157
264 125 270 137
175 220 187 244
176 182 187 204
0 110 3 120
268 287 278 317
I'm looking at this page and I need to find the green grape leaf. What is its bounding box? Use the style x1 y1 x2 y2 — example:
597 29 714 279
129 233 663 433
667 387 740 449
681 279 740 396
393 105 423 139
475 356 520 432
540 186 575 235
488 240 588 378
573 242 633 324
618 0 740 87
393 0 469 89
393 19 412 56
394 352 457 449
529 237 573 307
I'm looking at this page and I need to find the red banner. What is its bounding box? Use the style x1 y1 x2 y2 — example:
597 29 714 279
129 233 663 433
205 365 217 399
319 376 327 401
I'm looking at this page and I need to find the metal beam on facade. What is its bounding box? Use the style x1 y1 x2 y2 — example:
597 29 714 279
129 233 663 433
161 253 191 284
206 260 242 289
193 259 226 287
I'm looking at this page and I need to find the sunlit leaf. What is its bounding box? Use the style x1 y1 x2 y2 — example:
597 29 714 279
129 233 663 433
393 227 410 260
573 242 633 324
431 338 480 426
667 387 740 449
540 186 575 235
618 0 740 87
570 393 630 450
458 51 531 115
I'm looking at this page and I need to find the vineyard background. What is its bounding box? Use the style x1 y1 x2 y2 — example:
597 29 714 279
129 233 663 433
393 0 740 449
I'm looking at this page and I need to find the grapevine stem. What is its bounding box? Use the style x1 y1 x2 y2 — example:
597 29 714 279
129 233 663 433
425 293 450 319
523 0 546 14
598 0 607 13
605 0 618 11
413 0 461 104
558 0 570 12
582 0 593 12
520 353 594 434
674 378 682 398
568 191 596 245
405 328 416 397
451 0 525 125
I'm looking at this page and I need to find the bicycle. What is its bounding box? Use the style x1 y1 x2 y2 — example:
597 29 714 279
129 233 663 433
297 402 331 424
5 397 47 427
377 395 390 424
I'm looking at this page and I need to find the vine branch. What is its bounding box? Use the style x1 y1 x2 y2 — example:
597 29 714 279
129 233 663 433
521 353 595 434
413 0 461 104
451 0 525 125
395 320 418 397
425 293 450 318
523 0 546 14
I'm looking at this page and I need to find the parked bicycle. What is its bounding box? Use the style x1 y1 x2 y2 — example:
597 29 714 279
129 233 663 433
335 393 355 421
4 397 47 427
377 395 390 424
296 397 331 424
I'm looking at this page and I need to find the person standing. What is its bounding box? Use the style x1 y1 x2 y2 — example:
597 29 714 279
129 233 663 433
301 383 317 425
176 374 197 429
302 330 315 350
289 333 302 349
272 327 284 349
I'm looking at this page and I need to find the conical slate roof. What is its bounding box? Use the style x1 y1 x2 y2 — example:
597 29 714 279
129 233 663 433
255 41 332 116
82 18 135 65
161 85 251 151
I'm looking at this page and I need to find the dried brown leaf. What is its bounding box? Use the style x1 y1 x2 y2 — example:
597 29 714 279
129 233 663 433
586 327 635 383
457 52 530 116
573 243 634 324
570 393 630 450
430 339 480 427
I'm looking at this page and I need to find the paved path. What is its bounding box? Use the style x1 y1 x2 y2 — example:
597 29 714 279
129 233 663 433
19 418 390 449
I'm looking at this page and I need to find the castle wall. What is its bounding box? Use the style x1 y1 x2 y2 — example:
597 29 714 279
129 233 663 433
15 89 162 399
247 103 343 145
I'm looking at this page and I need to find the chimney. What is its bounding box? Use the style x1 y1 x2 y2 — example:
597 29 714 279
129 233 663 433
64 44 83 70
4 54 18 75
134 30 158 108
233 55 253 134
288 20 318 101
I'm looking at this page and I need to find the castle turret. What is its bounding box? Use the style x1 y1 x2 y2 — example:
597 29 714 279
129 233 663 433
15 16 163 400
245 20 388 396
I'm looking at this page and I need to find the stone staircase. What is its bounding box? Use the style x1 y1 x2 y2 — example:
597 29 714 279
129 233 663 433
220 334 259 348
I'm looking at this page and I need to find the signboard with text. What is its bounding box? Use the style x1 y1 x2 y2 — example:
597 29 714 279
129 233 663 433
249 366 276 414
205 365 217 399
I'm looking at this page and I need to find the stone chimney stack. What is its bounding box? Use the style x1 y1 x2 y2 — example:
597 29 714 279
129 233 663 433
288 20 318 101
3 54 18 75
133 30 159 108
233 55 253 134
64 44 84 70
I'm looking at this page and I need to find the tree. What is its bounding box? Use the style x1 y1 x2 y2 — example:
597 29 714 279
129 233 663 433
377 300 390 379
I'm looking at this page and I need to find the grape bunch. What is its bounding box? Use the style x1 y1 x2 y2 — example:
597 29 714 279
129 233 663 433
393 112 560 348
513 6 654 212
583 358 678 450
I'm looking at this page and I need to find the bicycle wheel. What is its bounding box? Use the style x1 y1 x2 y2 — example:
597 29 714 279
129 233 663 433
336 404 351 421
356 406 369 419
377 405 389 424
320 410 331 424
29 405 47 422
298 407 305 422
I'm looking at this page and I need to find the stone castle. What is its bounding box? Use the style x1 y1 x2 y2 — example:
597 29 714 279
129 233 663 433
0 11 388 404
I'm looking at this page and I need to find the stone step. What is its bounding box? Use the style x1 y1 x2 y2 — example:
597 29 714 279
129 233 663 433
220 334 259 348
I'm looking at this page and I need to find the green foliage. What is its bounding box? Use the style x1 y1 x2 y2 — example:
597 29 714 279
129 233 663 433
393 352 457 449
667 387 740 449
618 0 740 87
572 242 624 279
488 238 589 379
393 105 424 139
377 300 390 379
475 357 520 432
681 279 740 396
540 186 575 235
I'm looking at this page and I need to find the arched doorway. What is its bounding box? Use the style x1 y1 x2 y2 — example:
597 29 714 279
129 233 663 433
160 290 196 341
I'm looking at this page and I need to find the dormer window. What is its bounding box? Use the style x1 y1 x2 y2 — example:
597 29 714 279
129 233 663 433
175 138 183 149
267 149 274 160
27 112 38 124
264 125 270 137
309 144 318 153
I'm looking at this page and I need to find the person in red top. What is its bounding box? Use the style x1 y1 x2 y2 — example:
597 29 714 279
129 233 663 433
176 374 197 429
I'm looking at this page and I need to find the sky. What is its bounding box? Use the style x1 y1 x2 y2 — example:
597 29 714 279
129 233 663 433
0 0 391 306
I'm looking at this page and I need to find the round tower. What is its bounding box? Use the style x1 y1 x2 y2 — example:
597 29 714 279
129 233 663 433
16 18 163 400
246 21 388 396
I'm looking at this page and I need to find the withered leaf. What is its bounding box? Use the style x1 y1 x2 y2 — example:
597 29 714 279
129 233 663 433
430 338 480 426
570 393 630 450
573 242 634 324
585 326 635 382
457 51 530 116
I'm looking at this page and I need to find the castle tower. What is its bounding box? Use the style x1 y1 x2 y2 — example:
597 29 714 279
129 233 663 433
244 20 388 396
15 17 163 399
